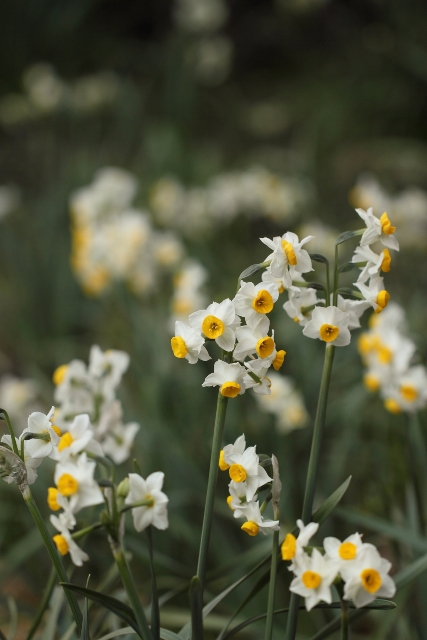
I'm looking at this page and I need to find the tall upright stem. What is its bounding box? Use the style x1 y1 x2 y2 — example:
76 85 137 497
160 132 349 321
341 599 349 640
22 486 83 634
264 511 279 640
196 392 228 591
285 343 335 640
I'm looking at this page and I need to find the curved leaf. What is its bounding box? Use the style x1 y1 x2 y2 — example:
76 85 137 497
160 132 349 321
312 477 352 524
238 264 262 280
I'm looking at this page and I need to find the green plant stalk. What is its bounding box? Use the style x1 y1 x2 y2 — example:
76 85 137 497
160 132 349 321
22 486 83 634
147 527 160 640
341 599 349 640
264 509 279 640
285 343 336 640
333 243 339 306
26 566 57 640
110 537 152 640
0 409 19 455
196 391 229 591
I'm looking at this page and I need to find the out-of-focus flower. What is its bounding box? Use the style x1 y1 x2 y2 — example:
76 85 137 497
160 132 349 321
255 373 309 433
51 515 89 566
125 472 169 532
0 375 39 434
0 186 21 220
22 64 66 113
173 0 228 33
191 36 233 86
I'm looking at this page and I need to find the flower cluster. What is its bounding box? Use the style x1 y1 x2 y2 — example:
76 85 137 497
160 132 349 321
219 434 279 536
53 345 139 465
70 167 184 297
358 303 427 414
282 520 396 610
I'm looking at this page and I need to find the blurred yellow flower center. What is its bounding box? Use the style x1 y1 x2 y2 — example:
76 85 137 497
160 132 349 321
384 398 401 414
202 315 225 339
227 496 234 510
361 568 382 593
220 381 241 398
400 384 418 402
53 364 68 386
375 290 390 313
364 374 380 392
294 317 300 323
273 350 286 371
83 268 110 296
256 336 275 358
229 464 247 482
281 533 296 560
171 336 187 358
339 542 357 560
47 487 61 511
51 425 62 437
53 534 69 556
241 521 259 536
302 571 321 589
252 290 274 314
380 212 396 235
319 324 339 342
281 240 297 265
278 285 285 294
219 450 230 470
57 474 79 496
173 299 193 315
381 249 391 272
58 433 74 452
377 345 392 364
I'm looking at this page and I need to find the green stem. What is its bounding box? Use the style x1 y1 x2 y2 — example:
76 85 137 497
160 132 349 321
341 599 349 640
196 391 228 591
325 261 331 304
408 413 427 532
285 343 336 640
264 511 279 640
0 409 19 456
26 566 56 640
110 537 152 640
22 486 82 634
147 527 160 640
333 243 339 306
72 522 103 541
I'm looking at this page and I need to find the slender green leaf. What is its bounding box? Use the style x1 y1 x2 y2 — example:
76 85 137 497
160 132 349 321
80 595 89 640
312 477 352 525
310 254 329 265
96 629 136 640
60 583 140 635
238 264 262 280
160 630 183 640
335 230 363 245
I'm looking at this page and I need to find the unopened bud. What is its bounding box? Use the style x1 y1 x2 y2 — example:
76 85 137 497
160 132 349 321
117 477 130 498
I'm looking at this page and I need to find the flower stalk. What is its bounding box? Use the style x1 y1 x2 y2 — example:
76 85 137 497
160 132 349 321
341 598 349 640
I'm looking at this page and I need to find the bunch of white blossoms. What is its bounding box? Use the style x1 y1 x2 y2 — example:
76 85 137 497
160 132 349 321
219 434 279 537
53 345 139 465
358 303 427 414
281 520 396 611
70 167 185 297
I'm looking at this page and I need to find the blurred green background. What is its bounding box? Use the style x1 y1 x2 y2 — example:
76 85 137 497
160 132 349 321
1 0 427 638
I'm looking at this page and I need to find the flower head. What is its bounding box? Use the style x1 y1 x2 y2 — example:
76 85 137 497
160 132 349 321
125 472 169 532
202 360 247 398
341 544 396 608
171 321 211 364
289 548 339 611
233 280 279 325
261 232 314 279
302 306 351 346
189 299 240 351
356 207 399 251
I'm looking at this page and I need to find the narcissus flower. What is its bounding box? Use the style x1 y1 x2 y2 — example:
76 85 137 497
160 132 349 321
352 245 392 283
281 519 319 563
335 295 370 330
302 306 351 346
261 232 314 279
125 472 169 532
233 280 279 325
227 446 272 502
244 359 273 395
234 316 276 362
323 533 367 567
289 549 339 611
341 545 396 608
283 288 319 326
237 501 279 536
189 299 240 351
354 276 390 314
21 407 60 459
54 453 103 513
356 207 399 251
51 515 89 566
171 321 211 364
54 414 103 460
202 360 247 398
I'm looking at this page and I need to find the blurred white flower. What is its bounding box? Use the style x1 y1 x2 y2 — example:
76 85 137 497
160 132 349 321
125 472 169 532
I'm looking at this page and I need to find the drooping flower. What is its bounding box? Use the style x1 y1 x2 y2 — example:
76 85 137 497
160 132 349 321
356 207 399 251
354 276 390 314
125 472 169 532
302 306 351 346
237 500 279 536
51 515 89 567
202 360 247 398
261 232 314 279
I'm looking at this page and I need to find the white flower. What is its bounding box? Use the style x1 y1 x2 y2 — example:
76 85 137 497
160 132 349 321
302 306 351 346
220 434 246 468
324 533 367 566
354 276 390 314
125 472 169 532
234 316 276 362
289 549 339 611
54 453 104 514
202 360 247 398
335 294 370 330
356 207 399 251
50 515 89 567
89 345 130 401
342 545 396 608
283 288 319 326
0 434 43 485
382 365 427 414
102 421 140 465
227 445 272 502
262 269 299 293
189 299 240 351
21 407 60 459
281 519 319 563
54 414 103 461
261 232 314 279
233 280 279 325
352 245 392 283
237 500 279 536
227 480 250 511
244 359 273 395
171 321 211 364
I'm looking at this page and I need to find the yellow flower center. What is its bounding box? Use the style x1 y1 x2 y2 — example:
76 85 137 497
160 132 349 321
375 290 390 313
294 317 300 323
219 450 230 470
272 350 286 371
339 542 357 560
319 324 339 343
400 384 418 402
171 336 188 359
281 240 297 266
47 487 61 511
281 533 297 560
256 336 275 359
241 521 259 536
82 268 110 296
380 212 396 235
57 473 79 496
227 496 234 510
252 290 274 314
229 463 247 483
202 315 225 339
360 568 382 593
51 425 62 437
173 299 193 315
377 345 392 364
53 364 68 386
58 433 74 452
220 381 241 398
364 374 380 392
302 571 322 589
384 398 402 414
53 534 69 556
358 333 379 356
381 249 391 273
